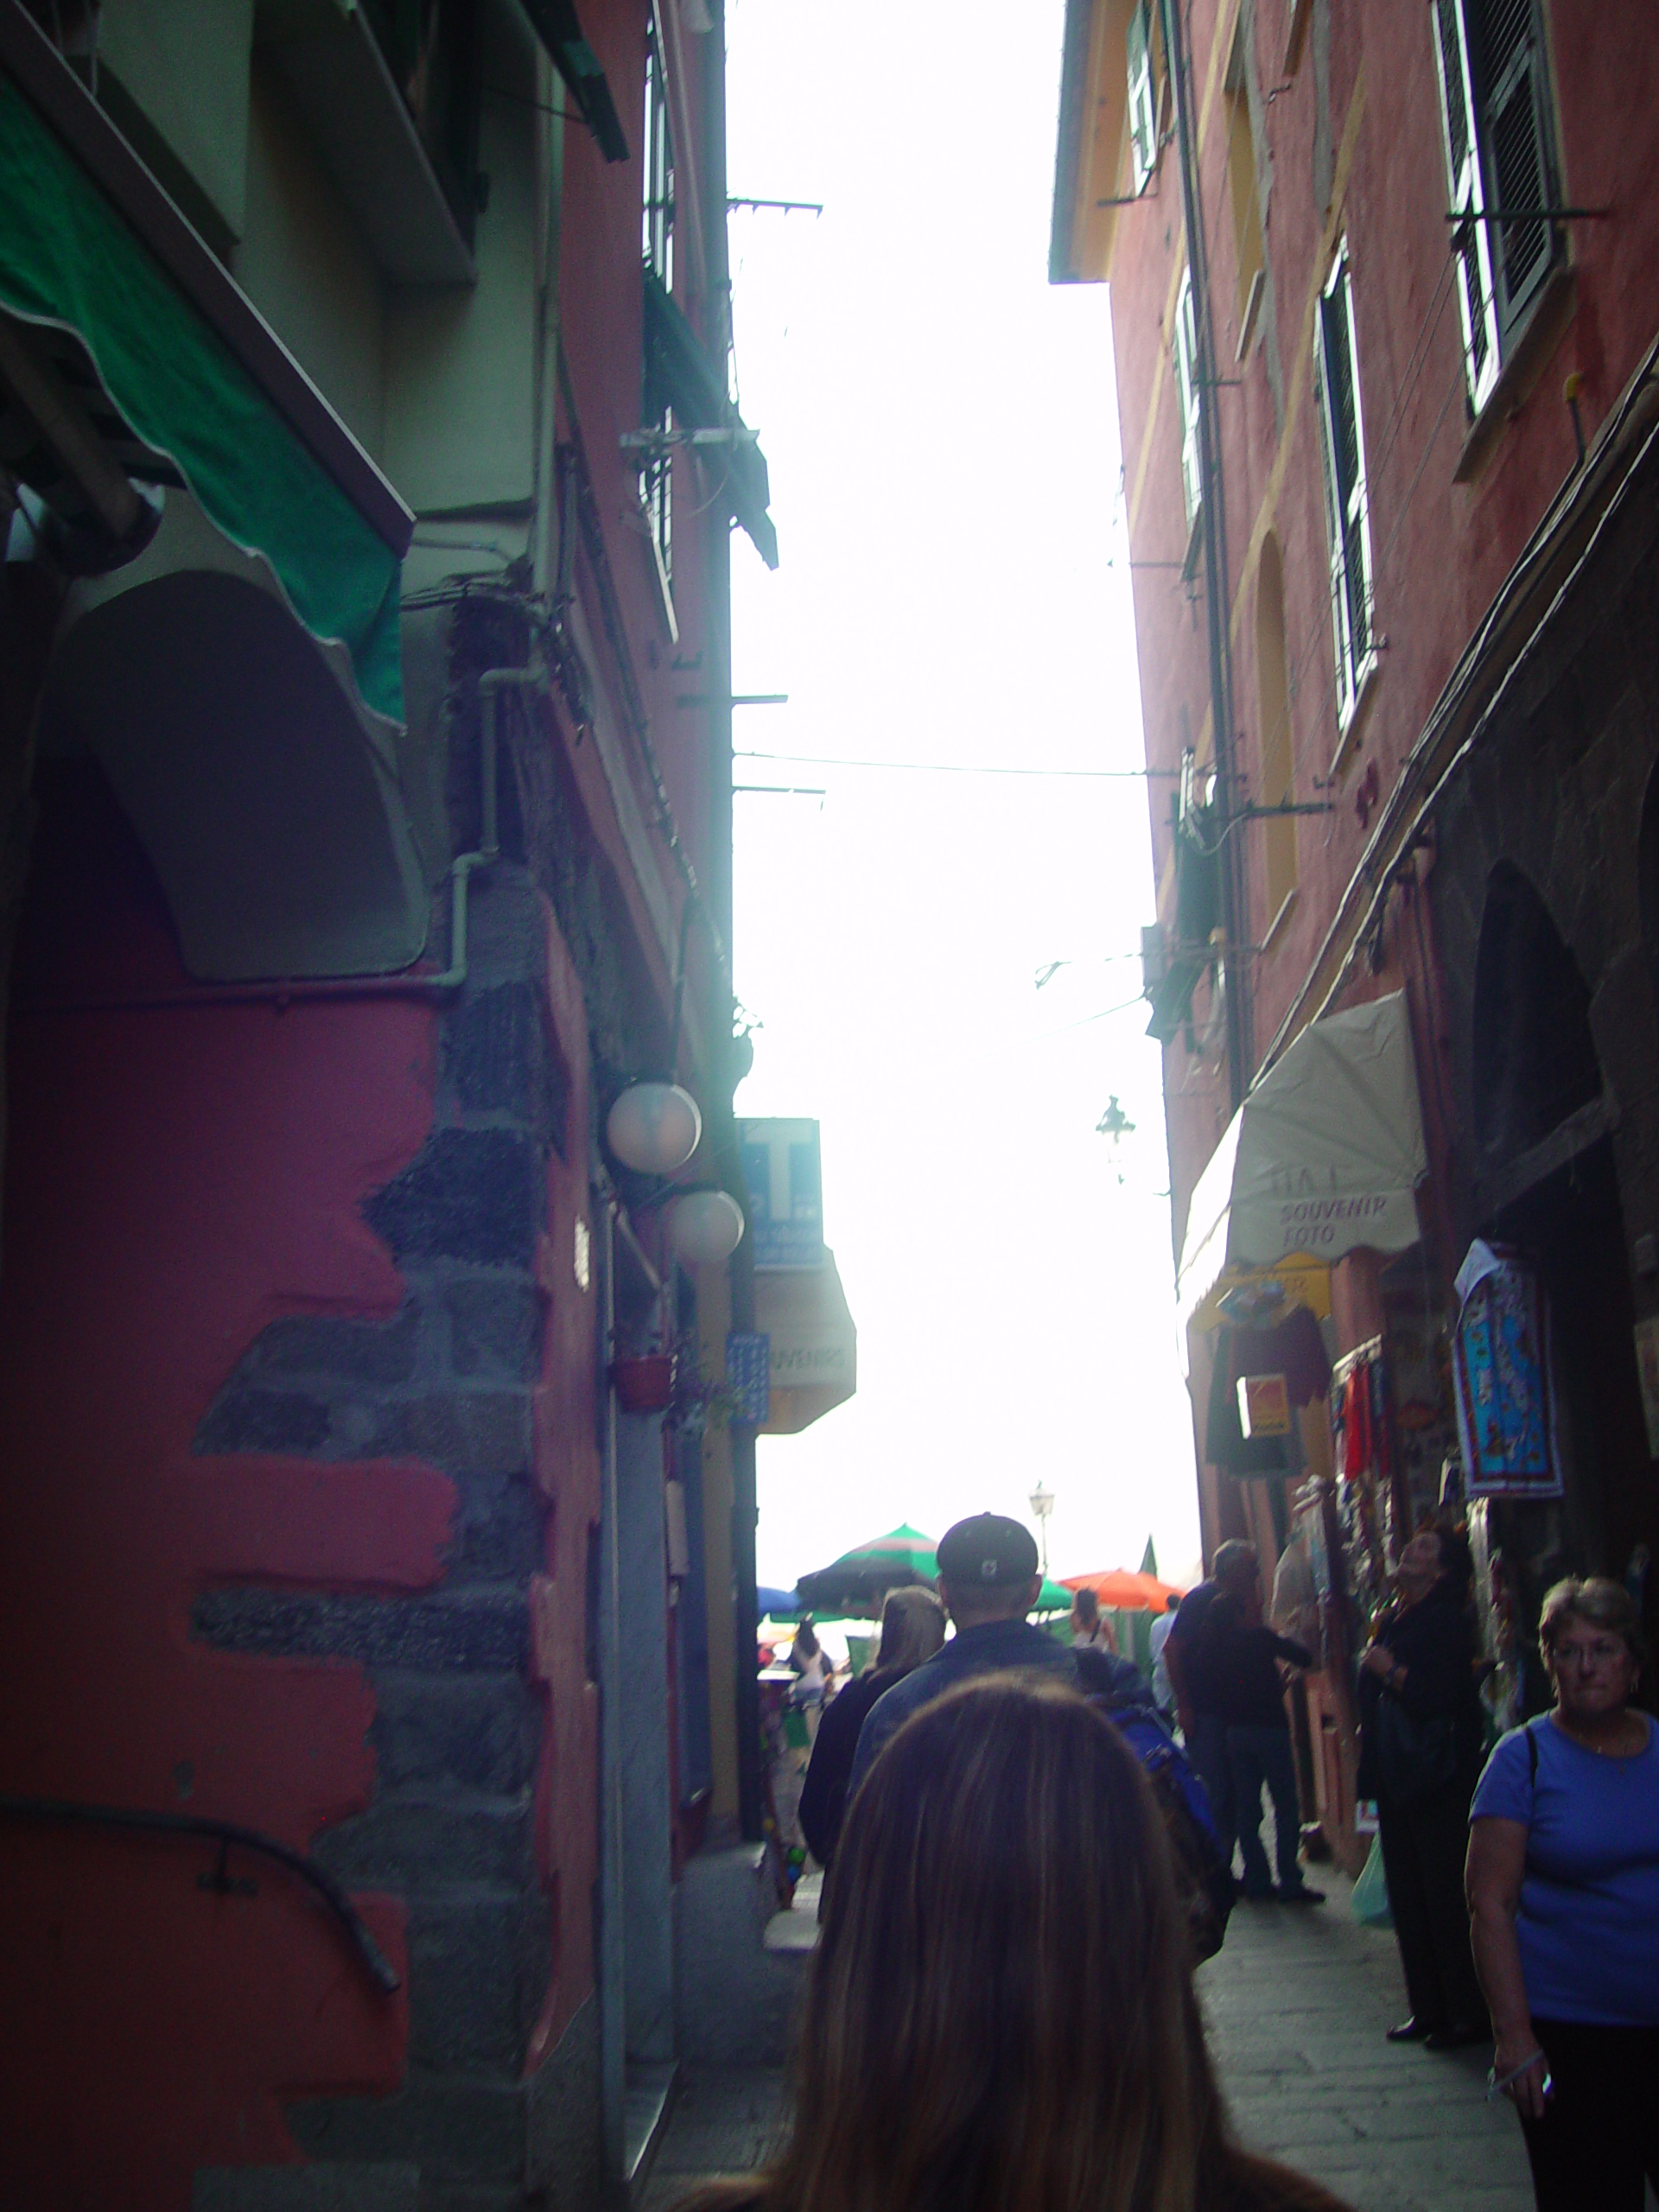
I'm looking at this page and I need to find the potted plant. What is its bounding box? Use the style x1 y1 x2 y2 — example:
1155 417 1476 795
609 1300 677 1412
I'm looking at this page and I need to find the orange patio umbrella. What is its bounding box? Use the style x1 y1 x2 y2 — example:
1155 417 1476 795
1062 1568 1184 1611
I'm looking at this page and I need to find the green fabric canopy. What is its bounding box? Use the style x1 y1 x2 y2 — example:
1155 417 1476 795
797 1524 1074 1618
643 268 779 571
0 75 403 724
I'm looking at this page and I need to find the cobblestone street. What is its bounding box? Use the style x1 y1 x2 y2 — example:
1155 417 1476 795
642 1866 1537 2212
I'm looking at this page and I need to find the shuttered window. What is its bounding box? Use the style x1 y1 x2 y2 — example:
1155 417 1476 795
1173 267 1202 530
1430 0 1559 411
1314 245 1375 731
1128 1 1158 194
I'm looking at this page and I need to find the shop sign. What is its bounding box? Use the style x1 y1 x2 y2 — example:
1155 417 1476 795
1236 1372 1292 1437
725 1331 772 1425
739 1117 824 1269
1451 1242 1562 1499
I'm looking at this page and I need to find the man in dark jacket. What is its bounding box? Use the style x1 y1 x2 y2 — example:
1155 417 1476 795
1202 1584 1323 1903
1164 1539 1262 1867
847 1513 1148 1799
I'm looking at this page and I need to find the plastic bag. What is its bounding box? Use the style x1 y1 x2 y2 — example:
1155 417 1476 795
1351 1833 1392 1929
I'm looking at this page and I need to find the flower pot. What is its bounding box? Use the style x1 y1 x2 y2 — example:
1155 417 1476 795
610 1352 677 1414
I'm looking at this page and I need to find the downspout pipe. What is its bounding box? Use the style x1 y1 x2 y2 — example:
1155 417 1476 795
1160 0 1249 1113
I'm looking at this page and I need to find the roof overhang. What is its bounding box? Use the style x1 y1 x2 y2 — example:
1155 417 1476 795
1176 993 1428 1332
1048 0 1135 286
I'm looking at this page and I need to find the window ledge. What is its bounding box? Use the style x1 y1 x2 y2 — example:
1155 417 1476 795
1453 264 1578 486
1262 886 1299 952
1236 268 1265 363
1328 652 1381 784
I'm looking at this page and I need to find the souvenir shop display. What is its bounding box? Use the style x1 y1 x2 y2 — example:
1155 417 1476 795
1451 1240 1563 1499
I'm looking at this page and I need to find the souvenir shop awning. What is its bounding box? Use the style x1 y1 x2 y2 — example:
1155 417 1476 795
753 1251 856 1436
0 18 411 725
1177 993 1427 1331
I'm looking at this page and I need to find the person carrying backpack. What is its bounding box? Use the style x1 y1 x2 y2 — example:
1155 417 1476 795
845 1514 1232 1961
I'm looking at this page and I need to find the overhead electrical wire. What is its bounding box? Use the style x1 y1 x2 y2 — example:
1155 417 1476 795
733 750 1176 780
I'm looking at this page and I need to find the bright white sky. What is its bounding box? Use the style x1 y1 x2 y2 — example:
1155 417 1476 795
722 0 1203 1594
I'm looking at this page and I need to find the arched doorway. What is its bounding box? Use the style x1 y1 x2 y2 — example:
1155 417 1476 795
1470 863 1649 1616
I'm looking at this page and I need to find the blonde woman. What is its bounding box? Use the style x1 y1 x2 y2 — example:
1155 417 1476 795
798 1586 944 1872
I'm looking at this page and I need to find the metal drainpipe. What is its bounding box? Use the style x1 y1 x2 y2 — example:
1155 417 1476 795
595 1177 628 2197
1160 0 1249 1113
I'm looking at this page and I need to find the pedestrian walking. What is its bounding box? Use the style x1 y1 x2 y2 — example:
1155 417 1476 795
1165 1540 1261 1868
788 1617 831 1708
670 1675 1354 2212
798 1586 944 1873
1467 1576 1659 2210
846 1513 1146 1797
1069 1584 1117 1654
1149 1589 1179 1721
1202 1584 1323 1904
1357 1526 1488 2049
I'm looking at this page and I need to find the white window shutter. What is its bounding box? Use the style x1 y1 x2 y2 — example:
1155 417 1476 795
1314 247 1375 729
1430 0 1499 410
1128 1 1158 194
1174 270 1202 527
1477 0 1555 342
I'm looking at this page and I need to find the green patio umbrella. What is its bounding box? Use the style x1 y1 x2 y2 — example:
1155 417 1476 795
796 1523 938 1617
797 1526 1075 1620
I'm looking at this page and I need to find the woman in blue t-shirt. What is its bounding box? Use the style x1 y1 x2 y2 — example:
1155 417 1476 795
1466 1577 1659 2211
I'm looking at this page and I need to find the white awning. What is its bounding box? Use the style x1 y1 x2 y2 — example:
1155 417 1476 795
753 1249 856 1436
1177 993 1427 1330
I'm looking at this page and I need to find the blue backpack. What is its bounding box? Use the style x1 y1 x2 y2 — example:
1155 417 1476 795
1074 1656 1236 1962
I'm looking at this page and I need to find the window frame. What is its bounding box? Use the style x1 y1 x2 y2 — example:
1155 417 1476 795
640 15 676 598
1127 0 1159 194
1313 242 1376 735
1429 0 1561 414
1173 266 1202 533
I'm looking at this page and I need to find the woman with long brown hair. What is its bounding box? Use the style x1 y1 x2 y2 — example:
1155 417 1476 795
678 1675 1348 2212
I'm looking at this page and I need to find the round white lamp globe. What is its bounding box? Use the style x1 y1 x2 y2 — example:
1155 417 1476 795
669 1188 746 1267
606 1082 702 1175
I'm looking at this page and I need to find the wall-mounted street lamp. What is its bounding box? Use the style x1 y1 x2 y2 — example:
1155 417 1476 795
668 1186 747 1268
607 1080 702 1175
1028 1482 1055 1576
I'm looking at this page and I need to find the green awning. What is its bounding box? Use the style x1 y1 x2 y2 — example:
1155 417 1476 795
0 74 403 724
643 268 779 570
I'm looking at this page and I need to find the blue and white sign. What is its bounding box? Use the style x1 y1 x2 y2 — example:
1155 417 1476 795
725 1332 772 1425
738 1117 825 1271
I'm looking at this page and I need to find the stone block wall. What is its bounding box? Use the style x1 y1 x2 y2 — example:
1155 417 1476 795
191 867 601 2209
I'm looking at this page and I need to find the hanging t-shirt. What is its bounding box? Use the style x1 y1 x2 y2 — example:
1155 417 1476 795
1471 1714 1659 2025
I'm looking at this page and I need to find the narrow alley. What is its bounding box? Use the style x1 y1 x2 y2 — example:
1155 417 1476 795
640 1869 1533 2212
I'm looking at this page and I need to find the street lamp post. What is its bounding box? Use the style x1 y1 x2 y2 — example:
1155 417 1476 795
1028 1482 1054 1576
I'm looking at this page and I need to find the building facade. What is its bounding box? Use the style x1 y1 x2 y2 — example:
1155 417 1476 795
0 0 793 2201
1053 0 1659 1852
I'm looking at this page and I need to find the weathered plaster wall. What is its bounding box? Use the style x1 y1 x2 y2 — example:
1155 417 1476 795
0 768 602 2206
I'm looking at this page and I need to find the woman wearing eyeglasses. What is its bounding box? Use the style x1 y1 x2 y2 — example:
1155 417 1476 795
1466 1577 1659 2210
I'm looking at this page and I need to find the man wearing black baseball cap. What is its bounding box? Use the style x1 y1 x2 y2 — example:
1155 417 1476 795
846 1511 1147 1796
